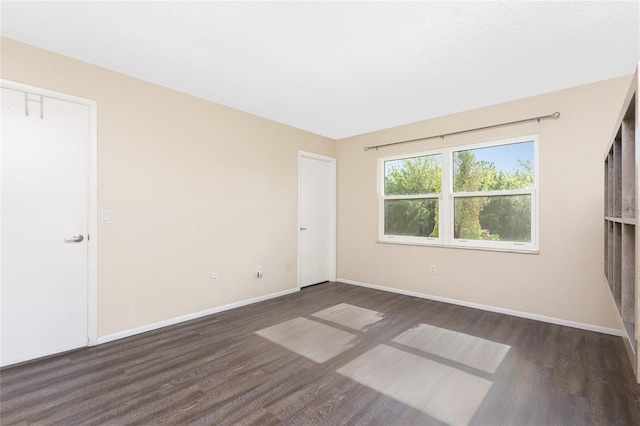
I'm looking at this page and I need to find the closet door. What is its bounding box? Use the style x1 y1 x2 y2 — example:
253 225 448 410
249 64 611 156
1 87 89 366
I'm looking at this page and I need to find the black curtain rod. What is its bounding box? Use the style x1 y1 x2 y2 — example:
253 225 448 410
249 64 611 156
363 112 561 151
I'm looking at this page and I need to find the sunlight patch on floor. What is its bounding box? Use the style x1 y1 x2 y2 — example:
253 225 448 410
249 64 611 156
392 323 511 374
311 303 385 331
255 317 358 363
337 344 493 426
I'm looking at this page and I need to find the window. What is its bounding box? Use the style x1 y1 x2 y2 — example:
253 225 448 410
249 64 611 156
379 135 538 252
382 153 442 242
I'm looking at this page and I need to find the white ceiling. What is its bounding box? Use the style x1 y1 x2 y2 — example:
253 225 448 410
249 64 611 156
1 1 639 139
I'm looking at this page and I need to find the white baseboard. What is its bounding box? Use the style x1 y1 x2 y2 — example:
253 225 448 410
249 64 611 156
338 278 623 337
97 287 300 345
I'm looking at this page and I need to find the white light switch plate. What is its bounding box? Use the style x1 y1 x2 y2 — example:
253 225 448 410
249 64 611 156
101 210 111 224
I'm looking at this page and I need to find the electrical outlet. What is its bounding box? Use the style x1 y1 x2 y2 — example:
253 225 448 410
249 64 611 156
256 266 263 279
429 265 436 275
211 272 218 284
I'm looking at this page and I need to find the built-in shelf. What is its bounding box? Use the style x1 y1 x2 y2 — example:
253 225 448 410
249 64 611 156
604 65 639 383
605 217 637 225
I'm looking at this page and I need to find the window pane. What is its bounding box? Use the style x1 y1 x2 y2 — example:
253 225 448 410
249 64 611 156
385 199 439 237
453 141 534 192
384 154 441 195
454 195 531 242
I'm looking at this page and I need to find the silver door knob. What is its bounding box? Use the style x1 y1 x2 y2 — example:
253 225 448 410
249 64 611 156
300 227 307 231
65 234 84 243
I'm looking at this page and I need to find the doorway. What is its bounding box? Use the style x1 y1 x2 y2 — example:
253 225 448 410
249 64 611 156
1 81 97 367
298 151 336 288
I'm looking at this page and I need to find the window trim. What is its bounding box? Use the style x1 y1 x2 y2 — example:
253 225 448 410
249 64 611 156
378 134 539 253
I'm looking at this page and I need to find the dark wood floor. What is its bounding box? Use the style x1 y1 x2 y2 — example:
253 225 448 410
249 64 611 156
2 282 640 425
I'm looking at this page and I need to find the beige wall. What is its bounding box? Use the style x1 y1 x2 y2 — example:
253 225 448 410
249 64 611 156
1 36 630 337
336 75 632 329
1 37 335 337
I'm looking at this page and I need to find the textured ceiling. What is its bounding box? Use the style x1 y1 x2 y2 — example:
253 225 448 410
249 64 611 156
1 1 639 139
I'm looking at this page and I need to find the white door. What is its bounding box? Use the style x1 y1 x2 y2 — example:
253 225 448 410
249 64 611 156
299 152 336 287
1 87 89 366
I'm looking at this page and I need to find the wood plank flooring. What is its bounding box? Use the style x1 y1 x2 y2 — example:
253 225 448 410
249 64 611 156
2 282 640 425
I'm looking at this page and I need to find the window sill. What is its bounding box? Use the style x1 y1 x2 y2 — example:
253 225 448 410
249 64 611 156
376 239 540 255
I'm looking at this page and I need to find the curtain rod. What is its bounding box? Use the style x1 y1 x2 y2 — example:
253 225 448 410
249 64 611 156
363 111 560 151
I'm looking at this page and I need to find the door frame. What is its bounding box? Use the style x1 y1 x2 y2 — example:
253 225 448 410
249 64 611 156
1 79 98 347
297 151 337 288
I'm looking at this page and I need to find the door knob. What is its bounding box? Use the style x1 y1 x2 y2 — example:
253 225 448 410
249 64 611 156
64 234 84 243
300 227 307 231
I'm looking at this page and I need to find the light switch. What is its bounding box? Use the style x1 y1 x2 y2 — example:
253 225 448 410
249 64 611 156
101 210 111 224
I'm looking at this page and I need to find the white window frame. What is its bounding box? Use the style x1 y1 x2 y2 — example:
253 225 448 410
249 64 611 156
378 150 443 245
378 134 539 253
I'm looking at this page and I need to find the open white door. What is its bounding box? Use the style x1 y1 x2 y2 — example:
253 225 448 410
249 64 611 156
298 152 336 287
1 84 96 366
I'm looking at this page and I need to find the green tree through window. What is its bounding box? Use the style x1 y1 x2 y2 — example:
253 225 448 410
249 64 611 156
381 139 535 247
384 154 441 237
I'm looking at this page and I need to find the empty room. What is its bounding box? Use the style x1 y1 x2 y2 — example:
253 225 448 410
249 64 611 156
1 1 640 425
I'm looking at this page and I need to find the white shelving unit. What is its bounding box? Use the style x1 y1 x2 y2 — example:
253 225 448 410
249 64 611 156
604 66 639 383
